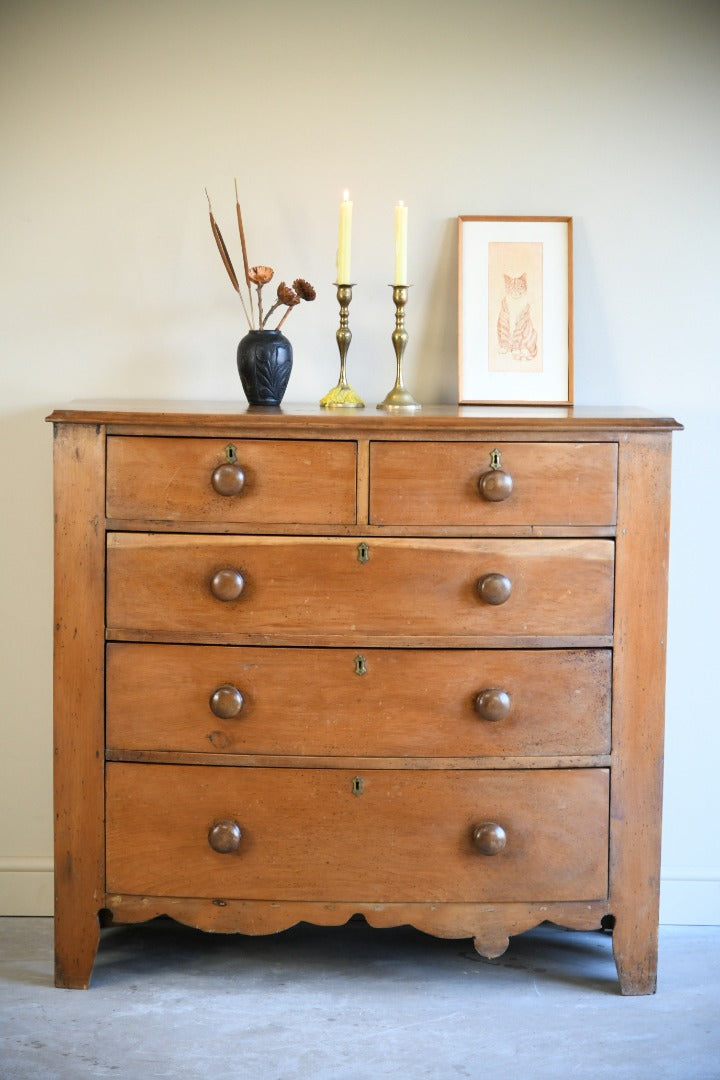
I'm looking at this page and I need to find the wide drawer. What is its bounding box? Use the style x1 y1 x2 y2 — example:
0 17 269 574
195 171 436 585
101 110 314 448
106 437 357 524
369 441 618 526
106 536 614 641
106 644 611 757
105 764 609 903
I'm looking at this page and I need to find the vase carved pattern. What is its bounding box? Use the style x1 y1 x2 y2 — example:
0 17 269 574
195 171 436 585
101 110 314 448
237 330 293 406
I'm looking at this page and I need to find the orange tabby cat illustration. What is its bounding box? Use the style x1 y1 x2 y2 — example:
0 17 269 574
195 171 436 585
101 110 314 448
497 272 538 361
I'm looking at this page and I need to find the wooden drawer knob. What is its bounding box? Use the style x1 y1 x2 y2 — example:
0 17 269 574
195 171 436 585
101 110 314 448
474 688 511 721
211 463 245 496
472 822 507 856
478 469 513 502
210 684 244 719
208 819 243 854
210 568 245 601
477 573 512 605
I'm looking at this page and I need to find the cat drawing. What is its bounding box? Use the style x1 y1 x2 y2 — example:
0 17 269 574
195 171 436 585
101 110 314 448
497 272 538 361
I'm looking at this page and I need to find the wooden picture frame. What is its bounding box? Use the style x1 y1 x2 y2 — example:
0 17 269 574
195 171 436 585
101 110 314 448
458 216 573 405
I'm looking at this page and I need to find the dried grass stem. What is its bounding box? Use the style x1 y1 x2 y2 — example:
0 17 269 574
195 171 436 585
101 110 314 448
206 189 252 329
234 179 255 325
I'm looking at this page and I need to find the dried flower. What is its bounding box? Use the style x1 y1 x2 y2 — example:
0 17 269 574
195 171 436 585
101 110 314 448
277 282 300 307
276 276 317 329
263 282 300 327
248 265 274 285
245 265 274 325
293 278 316 302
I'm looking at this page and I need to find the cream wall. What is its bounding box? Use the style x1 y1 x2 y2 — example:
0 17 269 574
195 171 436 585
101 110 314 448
1 0 718 922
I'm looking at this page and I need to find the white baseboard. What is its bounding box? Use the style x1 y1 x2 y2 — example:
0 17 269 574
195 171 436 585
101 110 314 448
660 868 720 926
0 857 53 916
1 860 718 924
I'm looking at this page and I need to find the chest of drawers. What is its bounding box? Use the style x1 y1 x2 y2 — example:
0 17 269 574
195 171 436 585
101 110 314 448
48 402 680 992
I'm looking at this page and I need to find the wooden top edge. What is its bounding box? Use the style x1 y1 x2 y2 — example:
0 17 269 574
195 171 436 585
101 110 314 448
46 400 683 432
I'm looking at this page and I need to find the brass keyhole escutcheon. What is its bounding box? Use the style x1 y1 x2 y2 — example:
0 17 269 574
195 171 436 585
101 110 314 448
352 776 364 797
354 654 367 676
225 443 238 464
357 542 370 563
478 448 513 502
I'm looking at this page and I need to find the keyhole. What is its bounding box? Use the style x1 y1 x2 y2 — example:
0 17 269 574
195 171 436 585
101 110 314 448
354 655 367 676
225 444 238 464
352 776 364 796
489 448 502 470
357 542 370 563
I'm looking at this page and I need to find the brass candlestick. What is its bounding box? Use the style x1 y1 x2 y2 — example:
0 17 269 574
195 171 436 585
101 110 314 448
320 284 365 408
377 285 421 411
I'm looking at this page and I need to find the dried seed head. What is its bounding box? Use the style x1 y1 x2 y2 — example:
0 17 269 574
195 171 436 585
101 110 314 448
248 265 274 285
293 278 316 302
277 282 300 306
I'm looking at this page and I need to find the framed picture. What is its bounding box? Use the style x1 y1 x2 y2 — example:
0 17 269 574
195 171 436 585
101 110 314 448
458 216 573 405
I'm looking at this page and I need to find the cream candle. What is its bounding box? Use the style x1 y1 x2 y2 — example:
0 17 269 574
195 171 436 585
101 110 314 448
394 201 408 285
337 190 352 284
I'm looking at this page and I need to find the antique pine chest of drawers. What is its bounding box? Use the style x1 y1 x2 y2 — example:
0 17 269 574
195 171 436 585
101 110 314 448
47 403 680 992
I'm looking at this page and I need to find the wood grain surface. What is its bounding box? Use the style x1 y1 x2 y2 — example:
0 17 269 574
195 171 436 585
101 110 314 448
52 424 106 988
106 763 609 904
106 643 611 758
106 535 614 640
370 440 617 526
107 436 357 524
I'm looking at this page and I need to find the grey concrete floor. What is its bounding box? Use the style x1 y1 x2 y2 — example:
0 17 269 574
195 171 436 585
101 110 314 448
0 917 718 1080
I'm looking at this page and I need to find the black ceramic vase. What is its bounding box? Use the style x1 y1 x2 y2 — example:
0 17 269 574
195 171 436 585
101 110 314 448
237 329 293 406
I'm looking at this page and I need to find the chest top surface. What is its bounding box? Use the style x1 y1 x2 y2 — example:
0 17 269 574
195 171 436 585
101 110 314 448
46 400 682 435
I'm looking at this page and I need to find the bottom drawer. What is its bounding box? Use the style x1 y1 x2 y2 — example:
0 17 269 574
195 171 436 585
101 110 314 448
106 764 609 904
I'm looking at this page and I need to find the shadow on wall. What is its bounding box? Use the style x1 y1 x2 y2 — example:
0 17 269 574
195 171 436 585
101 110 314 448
416 217 459 405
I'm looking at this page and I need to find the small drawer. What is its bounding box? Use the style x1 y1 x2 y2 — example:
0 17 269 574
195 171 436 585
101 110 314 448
369 441 618 527
106 764 609 903
106 535 615 642
106 437 357 525
106 644 611 757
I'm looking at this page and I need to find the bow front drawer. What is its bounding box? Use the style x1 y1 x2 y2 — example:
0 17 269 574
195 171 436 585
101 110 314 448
106 644 611 757
106 535 614 642
369 441 617 527
106 437 357 524
106 763 609 904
